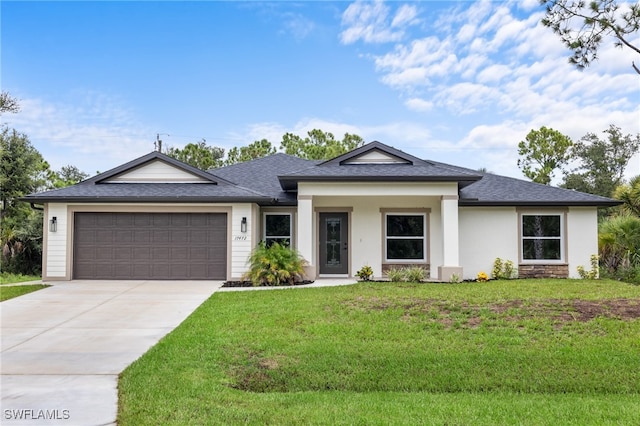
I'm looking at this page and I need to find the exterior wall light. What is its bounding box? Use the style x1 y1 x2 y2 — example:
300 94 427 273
241 217 247 233
50 216 57 233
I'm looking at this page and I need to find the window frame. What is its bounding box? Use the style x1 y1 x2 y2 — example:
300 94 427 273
263 212 293 247
519 212 566 264
383 212 427 263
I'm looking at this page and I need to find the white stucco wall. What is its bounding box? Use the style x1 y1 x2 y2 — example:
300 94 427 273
459 207 518 280
567 207 599 278
298 181 459 278
43 202 255 281
311 194 443 278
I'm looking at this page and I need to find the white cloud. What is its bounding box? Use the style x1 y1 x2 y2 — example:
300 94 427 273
8 92 153 174
281 13 316 40
340 0 419 44
391 4 418 28
405 97 434 112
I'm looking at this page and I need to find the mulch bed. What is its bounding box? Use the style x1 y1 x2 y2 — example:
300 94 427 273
222 280 315 288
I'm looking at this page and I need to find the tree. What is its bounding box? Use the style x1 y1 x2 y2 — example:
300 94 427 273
225 139 276 166
0 128 51 274
517 126 573 185
613 175 640 216
165 139 225 170
0 91 20 114
50 165 90 188
0 128 51 221
562 125 640 197
280 129 365 160
541 0 640 74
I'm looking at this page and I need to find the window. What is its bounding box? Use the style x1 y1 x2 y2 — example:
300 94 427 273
385 214 426 261
521 214 563 261
264 213 292 246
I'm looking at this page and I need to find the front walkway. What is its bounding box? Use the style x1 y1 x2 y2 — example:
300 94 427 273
1 280 222 426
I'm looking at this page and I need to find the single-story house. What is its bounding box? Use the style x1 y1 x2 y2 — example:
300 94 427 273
23 141 619 282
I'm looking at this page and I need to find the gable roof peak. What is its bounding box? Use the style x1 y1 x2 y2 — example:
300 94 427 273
86 151 227 185
320 140 429 166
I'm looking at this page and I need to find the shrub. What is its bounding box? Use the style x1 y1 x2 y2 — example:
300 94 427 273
404 267 427 282
476 271 489 282
492 258 517 279
356 265 373 281
503 260 516 279
599 215 640 274
244 241 306 286
492 258 503 279
449 273 462 283
386 268 405 282
577 254 599 280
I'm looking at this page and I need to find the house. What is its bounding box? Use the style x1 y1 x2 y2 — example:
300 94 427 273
23 141 619 282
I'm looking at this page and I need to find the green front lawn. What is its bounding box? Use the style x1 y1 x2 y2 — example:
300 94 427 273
0 272 41 285
0 284 50 301
118 279 640 425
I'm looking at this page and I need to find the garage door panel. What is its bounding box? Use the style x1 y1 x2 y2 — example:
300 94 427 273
151 247 169 260
96 247 113 260
134 215 151 227
132 247 151 260
134 230 150 243
153 230 170 243
115 230 133 242
74 212 227 280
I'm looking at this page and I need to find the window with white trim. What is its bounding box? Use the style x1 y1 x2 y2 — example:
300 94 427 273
264 213 292 247
385 214 426 261
521 214 563 261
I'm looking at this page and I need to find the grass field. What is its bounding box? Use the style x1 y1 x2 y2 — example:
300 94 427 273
118 279 640 425
0 273 41 285
0 284 50 301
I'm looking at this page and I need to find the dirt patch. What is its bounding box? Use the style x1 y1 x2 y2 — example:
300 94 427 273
344 297 640 328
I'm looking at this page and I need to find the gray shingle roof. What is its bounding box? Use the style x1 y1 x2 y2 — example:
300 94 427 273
23 152 271 204
22 142 620 207
459 172 620 206
209 153 318 204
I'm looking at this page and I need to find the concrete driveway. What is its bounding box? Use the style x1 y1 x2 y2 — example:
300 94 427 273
1 280 221 426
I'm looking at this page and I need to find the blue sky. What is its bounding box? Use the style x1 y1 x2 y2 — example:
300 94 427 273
2 0 639 182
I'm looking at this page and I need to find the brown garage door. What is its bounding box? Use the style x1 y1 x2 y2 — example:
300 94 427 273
73 212 227 280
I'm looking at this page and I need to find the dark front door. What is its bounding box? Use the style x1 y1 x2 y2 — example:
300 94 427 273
319 212 348 275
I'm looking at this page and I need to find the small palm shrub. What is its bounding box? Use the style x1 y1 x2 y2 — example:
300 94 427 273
244 241 306 286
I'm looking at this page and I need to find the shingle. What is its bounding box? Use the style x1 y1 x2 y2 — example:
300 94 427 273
23 142 620 207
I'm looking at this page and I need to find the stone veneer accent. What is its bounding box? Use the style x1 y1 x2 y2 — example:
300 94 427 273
518 264 569 279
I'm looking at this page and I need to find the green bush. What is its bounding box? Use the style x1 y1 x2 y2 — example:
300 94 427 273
599 215 640 274
386 268 405 282
385 267 427 283
492 258 517 279
244 241 306 286
404 267 427 282
356 265 373 281
577 254 599 280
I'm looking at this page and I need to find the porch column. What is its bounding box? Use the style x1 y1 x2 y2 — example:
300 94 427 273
438 195 463 281
297 195 316 279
